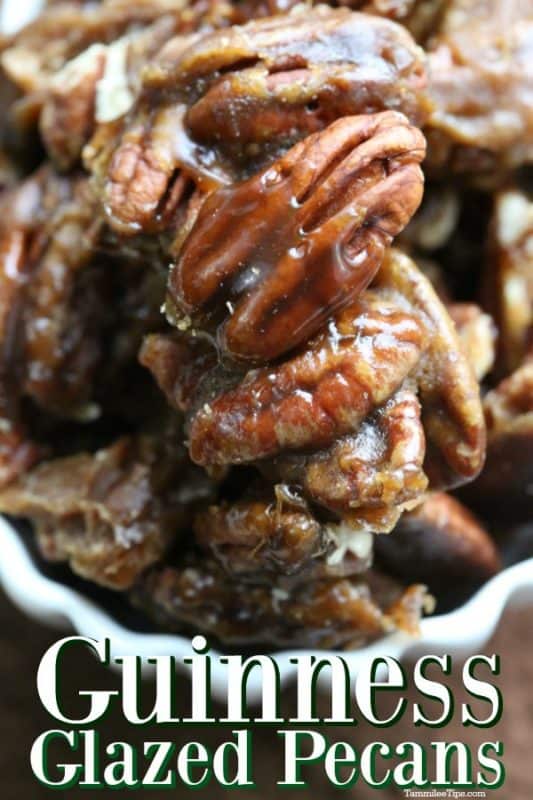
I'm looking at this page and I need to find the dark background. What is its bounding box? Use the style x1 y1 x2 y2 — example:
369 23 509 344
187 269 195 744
1 589 531 799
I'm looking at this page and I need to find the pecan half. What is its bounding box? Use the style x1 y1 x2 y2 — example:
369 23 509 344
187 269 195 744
133 554 429 648
168 112 426 362
271 389 428 521
179 7 431 158
95 7 429 238
180 250 485 494
187 292 427 465
146 7 430 131
0 435 213 590
87 101 221 237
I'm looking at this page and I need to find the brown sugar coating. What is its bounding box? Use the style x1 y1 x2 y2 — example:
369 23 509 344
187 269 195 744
2 0 532 650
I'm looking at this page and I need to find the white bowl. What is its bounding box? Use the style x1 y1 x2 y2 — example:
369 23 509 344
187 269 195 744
1 516 532 701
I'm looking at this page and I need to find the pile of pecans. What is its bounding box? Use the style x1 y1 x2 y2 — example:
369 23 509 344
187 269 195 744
0 0 530 649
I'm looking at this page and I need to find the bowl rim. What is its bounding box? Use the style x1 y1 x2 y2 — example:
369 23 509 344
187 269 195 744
1 515 532 701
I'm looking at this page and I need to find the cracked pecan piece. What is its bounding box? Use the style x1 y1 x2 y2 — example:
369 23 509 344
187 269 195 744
426 0 533 176
133 553 429 648
0 435 214 590
168 111 426 362
375 491 500 600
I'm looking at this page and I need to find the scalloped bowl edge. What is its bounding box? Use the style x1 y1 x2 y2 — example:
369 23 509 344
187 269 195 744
1 517 532 701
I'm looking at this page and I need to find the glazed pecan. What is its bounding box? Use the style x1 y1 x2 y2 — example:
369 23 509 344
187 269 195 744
178 7 431 156
0 435 213 590
181 250 485 492
483 188 533 376
0 164 159 433
187 291 427 466
375 491 500 598
133 554 430 648
194 484 374 582
146 7 430 131
86 101 218 237
93 6 429 238
271 389 428 525
0 167 68 486
168 112 426 362
426 0 533 175
19 172 107 418
145 250 484 536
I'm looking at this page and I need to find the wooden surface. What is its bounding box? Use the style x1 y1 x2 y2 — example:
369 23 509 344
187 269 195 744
0 588 531 799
